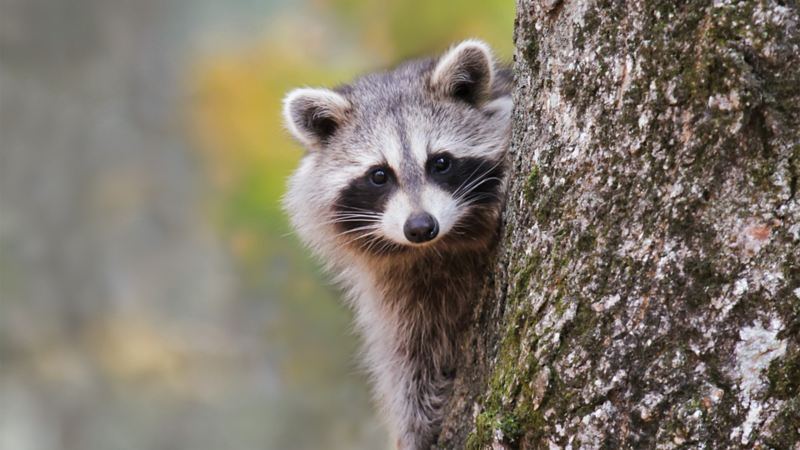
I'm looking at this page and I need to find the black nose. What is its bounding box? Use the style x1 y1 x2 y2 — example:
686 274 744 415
403 213 439 244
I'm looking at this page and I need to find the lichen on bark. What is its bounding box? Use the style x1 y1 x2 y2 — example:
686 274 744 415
438 0 800 448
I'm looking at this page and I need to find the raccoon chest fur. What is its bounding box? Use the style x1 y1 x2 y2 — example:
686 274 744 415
282 39 512 450
347 250 488 449
366 249 488 361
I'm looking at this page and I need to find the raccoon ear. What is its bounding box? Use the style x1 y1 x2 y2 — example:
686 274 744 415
431 39 495 106
283 88 350 147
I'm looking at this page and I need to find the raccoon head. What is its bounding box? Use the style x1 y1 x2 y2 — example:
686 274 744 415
283 39 512 260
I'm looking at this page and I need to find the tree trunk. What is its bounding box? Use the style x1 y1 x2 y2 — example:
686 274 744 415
438 0 800 448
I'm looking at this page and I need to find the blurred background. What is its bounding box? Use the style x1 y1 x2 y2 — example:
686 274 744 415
0 0 513 449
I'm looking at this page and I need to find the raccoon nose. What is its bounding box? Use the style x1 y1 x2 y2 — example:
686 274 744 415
404 213 439 244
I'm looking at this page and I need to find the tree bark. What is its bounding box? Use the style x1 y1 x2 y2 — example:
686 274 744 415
438 0 800 448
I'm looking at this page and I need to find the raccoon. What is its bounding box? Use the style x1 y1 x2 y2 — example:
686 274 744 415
282 39 512 450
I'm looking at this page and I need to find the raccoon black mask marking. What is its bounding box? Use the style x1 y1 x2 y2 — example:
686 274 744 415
283 39 512 450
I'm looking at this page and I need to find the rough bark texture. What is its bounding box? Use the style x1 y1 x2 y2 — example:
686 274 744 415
438 0 800 448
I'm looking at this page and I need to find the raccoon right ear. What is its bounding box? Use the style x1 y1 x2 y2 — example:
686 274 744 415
431 39 495 106
283 88 350 147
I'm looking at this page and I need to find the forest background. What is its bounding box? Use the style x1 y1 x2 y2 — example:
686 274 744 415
0 0 514 449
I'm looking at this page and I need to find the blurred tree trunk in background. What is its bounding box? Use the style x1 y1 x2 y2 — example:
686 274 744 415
438 0 799 448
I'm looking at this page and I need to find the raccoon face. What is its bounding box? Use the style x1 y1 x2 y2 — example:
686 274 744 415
283 40 512 258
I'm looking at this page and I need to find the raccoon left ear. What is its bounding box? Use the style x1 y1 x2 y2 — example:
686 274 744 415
431 39 495 106
283 88 350 148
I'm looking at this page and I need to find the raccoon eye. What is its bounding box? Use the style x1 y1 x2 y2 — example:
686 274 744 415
434 157 451 173
370 169 387 185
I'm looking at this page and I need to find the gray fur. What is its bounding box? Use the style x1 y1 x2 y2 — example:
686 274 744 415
282 40 512 450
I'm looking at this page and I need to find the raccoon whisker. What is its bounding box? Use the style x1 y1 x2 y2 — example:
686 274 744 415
327 211 384 234
324 216 382 226
338 222 381 231
335 224 382 238
332 211 383 217
332 211 383 218
364 235 400 256
367 242 385 256
453 178 492 202
322 216 380 225
339 231 385 254
452 163 490 199
365 236 392 255
457 193 502 208
326 218 381 226
357 237 384 255
332 204 383 214
455 188 502 209
345 228 386 245
458 159 501 194
459 192 500 202
455 176 503 202
375 240 401 258
371 240 390 256
452 161 503 199
351 230 383 241
327 213 383 221
342 230 382 243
